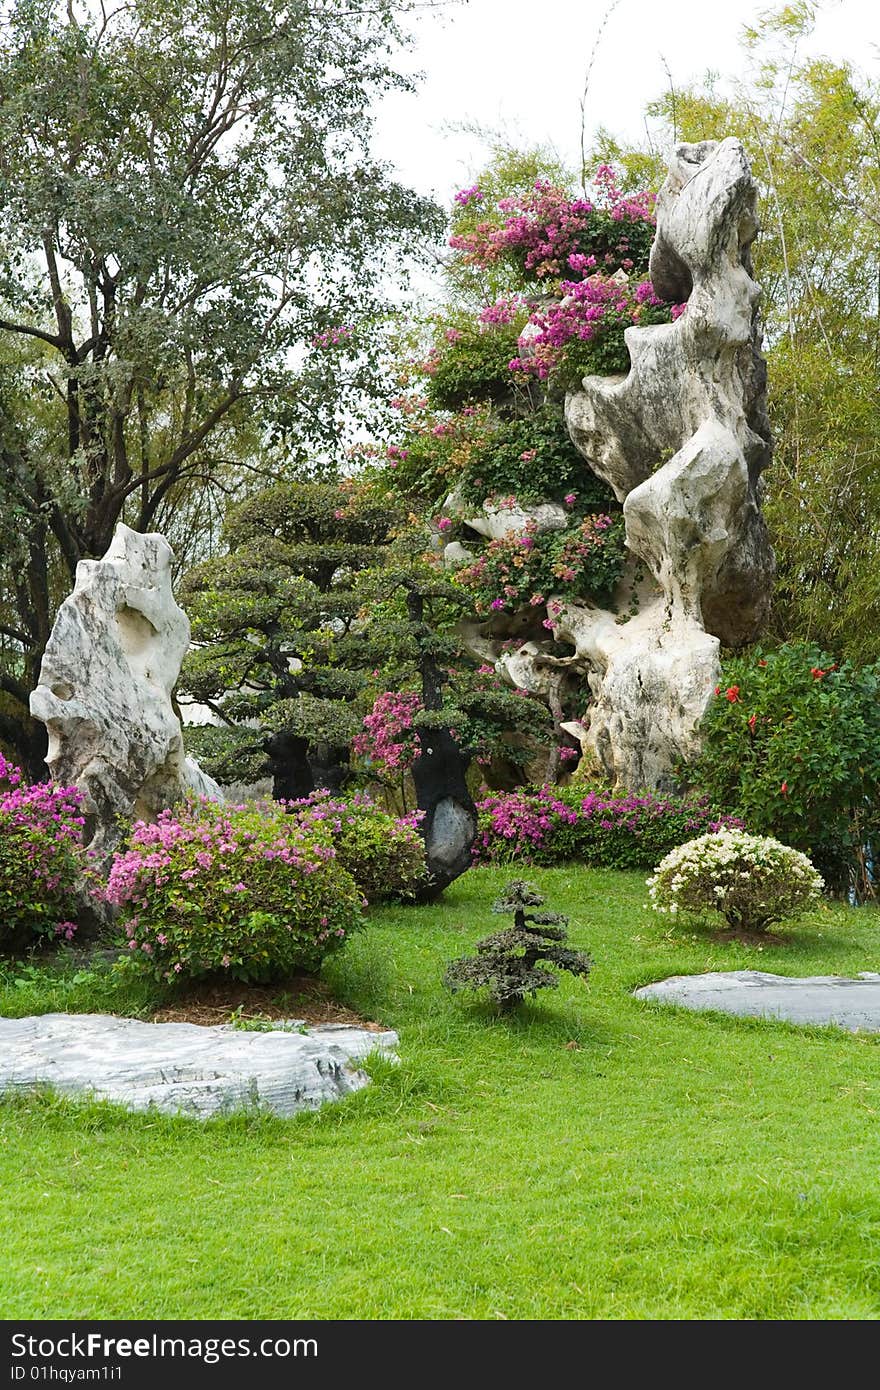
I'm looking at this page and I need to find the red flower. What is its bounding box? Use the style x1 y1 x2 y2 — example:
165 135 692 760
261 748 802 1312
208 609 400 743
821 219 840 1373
725 686 740 703
714 685 721 696
758 659 767 667
747 713 757 733
780 780 788 795
810 667 825 680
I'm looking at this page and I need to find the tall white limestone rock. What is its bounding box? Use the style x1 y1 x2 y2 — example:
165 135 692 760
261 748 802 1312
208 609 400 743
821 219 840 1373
30 524 222 857
458 137 773 790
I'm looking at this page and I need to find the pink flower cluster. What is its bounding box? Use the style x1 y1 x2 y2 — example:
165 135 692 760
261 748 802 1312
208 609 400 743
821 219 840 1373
108 798 363 984
449 175 656 282
509 276 677 380
478 296 527 326
474 786 745 867
0 753 87 943
312 325 354 348
474 788 578 859
593 163 656 222
352 691 424 774
453 513 621 616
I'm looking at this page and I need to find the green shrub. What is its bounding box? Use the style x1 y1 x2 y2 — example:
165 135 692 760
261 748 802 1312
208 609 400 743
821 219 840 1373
426 322 521 411
289 792 427 901
647 829 823 935
454 403 613 509
474 786 743 868
452 513 627 616
107 800 364 983
694 643 880 896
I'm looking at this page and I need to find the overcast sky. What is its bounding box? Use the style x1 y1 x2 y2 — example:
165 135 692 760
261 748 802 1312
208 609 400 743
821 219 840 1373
373 0 879 203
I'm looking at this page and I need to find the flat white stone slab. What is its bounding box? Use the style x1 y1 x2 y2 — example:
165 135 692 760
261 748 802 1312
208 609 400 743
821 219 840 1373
0 1013 398 1118
635 970 880 1032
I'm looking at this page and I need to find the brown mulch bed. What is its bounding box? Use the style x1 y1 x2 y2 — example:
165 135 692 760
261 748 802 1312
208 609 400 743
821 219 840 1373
151 975 385 1031
710 927 786 946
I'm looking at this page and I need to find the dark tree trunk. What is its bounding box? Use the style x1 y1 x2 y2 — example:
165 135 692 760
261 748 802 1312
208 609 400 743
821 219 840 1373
309 746 350 794
411 724 477 901
265 731 315 801
403 583 476 899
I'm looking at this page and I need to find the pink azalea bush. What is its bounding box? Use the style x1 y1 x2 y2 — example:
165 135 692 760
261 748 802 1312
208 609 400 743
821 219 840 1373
352 691 423 774
288 790 426 902
0 753 88 952
474 786 745 870
106 799 364 983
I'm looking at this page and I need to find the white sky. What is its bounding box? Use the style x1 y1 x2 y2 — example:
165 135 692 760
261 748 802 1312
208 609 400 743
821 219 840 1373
373 0 880 202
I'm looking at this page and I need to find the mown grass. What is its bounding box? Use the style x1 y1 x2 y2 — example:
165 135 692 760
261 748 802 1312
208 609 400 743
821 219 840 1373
2 866 880 1320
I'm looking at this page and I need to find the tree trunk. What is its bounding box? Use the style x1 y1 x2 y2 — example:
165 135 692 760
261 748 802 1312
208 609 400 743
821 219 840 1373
411 724 477 900
265 731 315 801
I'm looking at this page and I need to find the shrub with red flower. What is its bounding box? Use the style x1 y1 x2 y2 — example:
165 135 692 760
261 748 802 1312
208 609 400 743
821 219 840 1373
696 642 880 898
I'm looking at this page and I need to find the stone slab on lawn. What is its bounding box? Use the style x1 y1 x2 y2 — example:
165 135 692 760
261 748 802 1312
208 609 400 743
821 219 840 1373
0 1013 398 1118
635 970 880 1032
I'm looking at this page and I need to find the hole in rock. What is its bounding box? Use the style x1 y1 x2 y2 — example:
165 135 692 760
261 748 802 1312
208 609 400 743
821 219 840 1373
115 604 158 660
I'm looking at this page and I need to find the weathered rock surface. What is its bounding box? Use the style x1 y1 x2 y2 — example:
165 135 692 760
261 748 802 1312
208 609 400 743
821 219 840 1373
0 1013 398 1118
459 499 568 541
30 524 222 858
635 971 880 1032
457 138 774 792
557 137 774 787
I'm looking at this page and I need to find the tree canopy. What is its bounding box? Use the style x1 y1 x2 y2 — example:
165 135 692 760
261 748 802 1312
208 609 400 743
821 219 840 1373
0 0 442 769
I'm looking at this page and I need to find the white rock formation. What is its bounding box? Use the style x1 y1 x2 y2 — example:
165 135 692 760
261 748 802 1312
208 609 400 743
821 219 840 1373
445 484 568 542
561 139 773 787
30 524 222 857
0 1013 398 1119
458 138 774 790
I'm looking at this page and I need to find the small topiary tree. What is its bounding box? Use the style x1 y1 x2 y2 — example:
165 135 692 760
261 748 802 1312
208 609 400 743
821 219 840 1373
444 879 592 1011
647 829 824 936
179 479 402 799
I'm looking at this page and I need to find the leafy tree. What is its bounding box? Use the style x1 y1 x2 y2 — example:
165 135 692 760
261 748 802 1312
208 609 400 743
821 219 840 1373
0 0 442 769
352 527 555 785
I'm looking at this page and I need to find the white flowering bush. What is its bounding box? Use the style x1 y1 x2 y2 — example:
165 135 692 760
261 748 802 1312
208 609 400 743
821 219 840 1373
647 829 823 934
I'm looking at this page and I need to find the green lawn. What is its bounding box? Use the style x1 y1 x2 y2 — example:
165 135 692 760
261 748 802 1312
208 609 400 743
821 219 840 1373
2 866 880 1320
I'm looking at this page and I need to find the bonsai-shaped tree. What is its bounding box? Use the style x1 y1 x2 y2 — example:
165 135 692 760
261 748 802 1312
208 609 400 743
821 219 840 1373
178 479 401 798
444 879 592 1011
353 529 553 895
